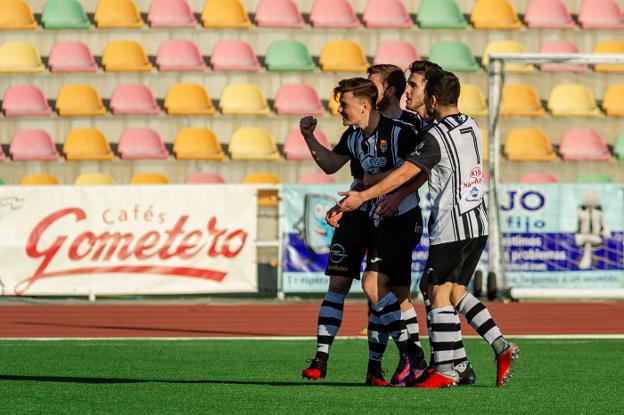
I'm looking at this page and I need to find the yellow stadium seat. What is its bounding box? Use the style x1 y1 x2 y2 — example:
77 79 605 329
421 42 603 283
328 92 340 115
165 83 216 115
173 128 224 160
102 41 151 72
547 84 600 116
458 84 487 116
480 128 489 161
56 84 106 116
75 173 115 185
482 41 533 72
0 0 37 29
95 0 143 28
220 84 270 115
504 128 557 161
319 40 368 72
593 41 624 72
129 173 170 184
242 172 281 207
64 128 114 160
0 41 44 72
229 128 280 160
603 84 624 116
500 84 545 116
201 0 250 28
20 174 60 185
471 0 521 29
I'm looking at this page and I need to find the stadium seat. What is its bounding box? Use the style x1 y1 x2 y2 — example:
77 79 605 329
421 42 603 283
185 173 225 184
373 41 420 70
156 40 205 72
0 0 37 29
173 128 224 160
164 83 216 115
219 84 270 115
297 173 336 184
482 41 533 72
110 84 160 115
64 128 114 160
559 128 612 161
310 0 359 28
363 0 412 28
319 40 368 73
2 85 52 116
504 128 557 161
283 128 330 160
229 128 280 160
0 42 44 73
480 127 489 161
148 0 196 27
265 40 315 72
427 40 479 72
48 41 98 72
603 85 624 116
614 131 624 160
102 41 152 72
578 0 624 29
576 173 614 183
201 0 250 28
524 0 574 28
10 129 60 160
328 91 340 115
75 173 115 185
210 40 259 72
471 0 521 29
500 84 545 116
21 174 60 185
130 173 170 185
593 41 624 73
547 84 600 116
539 41 589 72
242 173 281 207
41 0 90 29
95 0 143 28
118 128 169 159
417 0 467 28
255 0 304 27
520 173 559 184
458 84 487 117
56 84 106 116
274 84 324 115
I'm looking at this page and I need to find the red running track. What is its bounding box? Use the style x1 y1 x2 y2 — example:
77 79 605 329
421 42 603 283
0 301 623 338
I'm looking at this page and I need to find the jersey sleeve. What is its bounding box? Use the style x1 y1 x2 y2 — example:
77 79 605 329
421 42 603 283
332 129 351 156
405 133 441 174
397 125 419 158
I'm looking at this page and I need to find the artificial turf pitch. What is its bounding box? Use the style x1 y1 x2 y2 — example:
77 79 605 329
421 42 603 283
0 338 620 414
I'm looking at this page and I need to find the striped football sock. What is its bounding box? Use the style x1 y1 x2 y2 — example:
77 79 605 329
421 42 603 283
430 305 462 375
315 291 345 359
456 292 507 354
368 309 389 362
374 292 409 355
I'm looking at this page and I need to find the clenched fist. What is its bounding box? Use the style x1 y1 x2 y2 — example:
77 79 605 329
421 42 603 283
299 116 317 137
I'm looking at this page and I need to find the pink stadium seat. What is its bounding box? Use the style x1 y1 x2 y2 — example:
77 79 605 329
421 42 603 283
283 128 330 160
185 173 226 184
255 0 304 27
9 129 60 160
520 173 559 183
48 41 98 73
148 0 196 27
110 84 160 115
524 0 574 28
578 0 624 28
2 85 52 116
210 40 260 72
363 0 412 28
310 0 359 28
156 40 206 71
297 172 336 184
373 41 420 70
559 128 612 161
274 84 324 115
118 128 169 159
539 41 589 72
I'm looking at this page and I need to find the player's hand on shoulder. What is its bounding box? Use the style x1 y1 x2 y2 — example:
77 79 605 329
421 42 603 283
299 116 317 136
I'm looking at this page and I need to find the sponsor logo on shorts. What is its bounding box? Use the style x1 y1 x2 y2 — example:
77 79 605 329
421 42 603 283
329 243 348 263
327 264 348 272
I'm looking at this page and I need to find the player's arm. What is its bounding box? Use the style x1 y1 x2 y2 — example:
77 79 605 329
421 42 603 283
300 116 350 174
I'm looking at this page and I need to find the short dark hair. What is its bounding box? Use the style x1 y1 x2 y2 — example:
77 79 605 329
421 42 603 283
408 60 442 76
333 77 378 106
424 70 460 106
367 64 406 98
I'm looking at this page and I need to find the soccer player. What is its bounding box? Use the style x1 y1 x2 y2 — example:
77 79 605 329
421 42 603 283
339 70 520 388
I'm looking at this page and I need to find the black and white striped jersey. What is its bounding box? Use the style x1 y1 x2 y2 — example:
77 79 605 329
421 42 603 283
406 113 488 245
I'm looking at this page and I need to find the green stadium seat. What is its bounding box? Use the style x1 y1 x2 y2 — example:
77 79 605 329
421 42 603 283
576 173 614 184
265 40 315 72
42 0 90 29
417 0 467 29
0 177 4 185
614 132 624 161
427 40 479 72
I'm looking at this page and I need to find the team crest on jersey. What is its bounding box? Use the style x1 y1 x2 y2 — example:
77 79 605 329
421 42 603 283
378 138 388 153
410 141 425 156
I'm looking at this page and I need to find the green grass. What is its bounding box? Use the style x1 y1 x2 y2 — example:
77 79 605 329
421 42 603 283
0 338 621 414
